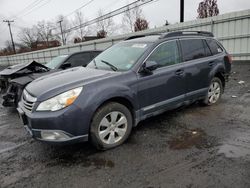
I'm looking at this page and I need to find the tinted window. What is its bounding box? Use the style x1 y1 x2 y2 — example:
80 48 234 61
180 39 206 61
203 40 212 56
206 39 223 55
66 53 91 67
91 51 101 59
147 40 180 67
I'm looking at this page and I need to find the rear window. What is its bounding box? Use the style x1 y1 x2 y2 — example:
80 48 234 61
206 39 223 55
180 39 206 61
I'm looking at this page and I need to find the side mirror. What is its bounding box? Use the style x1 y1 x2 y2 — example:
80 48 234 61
60 62 71 69
140 61 158 74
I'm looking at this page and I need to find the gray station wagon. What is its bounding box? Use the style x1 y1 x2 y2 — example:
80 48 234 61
17 31 232 150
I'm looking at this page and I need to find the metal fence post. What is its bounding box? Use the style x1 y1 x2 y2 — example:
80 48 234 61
211 19 214 33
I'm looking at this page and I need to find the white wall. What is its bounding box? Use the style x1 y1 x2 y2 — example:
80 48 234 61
1 9 250 66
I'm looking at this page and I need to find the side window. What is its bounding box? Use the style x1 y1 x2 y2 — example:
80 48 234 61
206 39 223 55
203 39 212 57
67 53 91 67
92 51 101 59
147 40 180 68
180 39 206 61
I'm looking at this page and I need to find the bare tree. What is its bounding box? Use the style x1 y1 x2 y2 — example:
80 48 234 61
134 18 149 32
4 40 14 53
18 26 38 49
36 21 56 47
73 11 90 41
197 0 219 19
97 30 107 38
122 5 142 32
96 9 115 37
165 20 170 26
0 40 15 55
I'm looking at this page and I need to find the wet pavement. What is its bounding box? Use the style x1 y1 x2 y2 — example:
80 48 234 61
0 63 250 188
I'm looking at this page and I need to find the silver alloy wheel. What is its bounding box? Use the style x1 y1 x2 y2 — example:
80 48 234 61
208 81 221 104
98 111 128 145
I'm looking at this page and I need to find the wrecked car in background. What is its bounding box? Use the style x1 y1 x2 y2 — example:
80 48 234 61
0 61 48 98
0 50 102 107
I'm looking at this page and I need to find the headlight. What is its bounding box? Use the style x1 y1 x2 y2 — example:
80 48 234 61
36 87 82 111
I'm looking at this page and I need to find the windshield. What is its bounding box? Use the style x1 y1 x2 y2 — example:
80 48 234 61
45 55 68 69
87 42 151 71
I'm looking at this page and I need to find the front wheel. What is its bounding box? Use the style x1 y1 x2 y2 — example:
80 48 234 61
203 77 223 105
90 102 132 150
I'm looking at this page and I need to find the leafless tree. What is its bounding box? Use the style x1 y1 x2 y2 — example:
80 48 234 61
134 18 149 32
122 5 142 32
18 26 38 49
36 21 56 47
197 0 219 18
0 40 15 55
97 30 107 38
4 40 14 53
73 11 90 41
96 9 115 37
165 20 170 26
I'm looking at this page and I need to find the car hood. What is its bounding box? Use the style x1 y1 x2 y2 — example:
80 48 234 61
0 61 49 76
11 69 59 86
26 67 116 98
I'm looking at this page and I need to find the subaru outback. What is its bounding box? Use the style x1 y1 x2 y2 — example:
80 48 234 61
17 31 232 150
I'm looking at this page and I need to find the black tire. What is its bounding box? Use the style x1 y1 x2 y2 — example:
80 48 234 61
90 102 133 150
202 77 223 106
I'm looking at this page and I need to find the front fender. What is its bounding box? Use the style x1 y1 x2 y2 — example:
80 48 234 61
82 84 137 114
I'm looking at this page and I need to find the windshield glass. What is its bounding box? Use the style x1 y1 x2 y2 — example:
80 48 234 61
45 55 68 69
87 42 151 71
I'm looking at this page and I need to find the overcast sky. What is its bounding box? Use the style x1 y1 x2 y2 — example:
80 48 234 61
0 0 250 48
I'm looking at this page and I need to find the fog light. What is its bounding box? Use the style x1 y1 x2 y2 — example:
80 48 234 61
40 130 70 141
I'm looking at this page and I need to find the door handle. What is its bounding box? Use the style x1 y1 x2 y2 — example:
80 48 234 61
208 61 215 67
175 69 184 76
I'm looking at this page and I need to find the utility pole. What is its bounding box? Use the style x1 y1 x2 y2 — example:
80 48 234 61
180 0 184 22
3 20 16 54
58 20 65 45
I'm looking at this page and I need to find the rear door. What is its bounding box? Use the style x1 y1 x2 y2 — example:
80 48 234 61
137 40 186 116
179 38 213 100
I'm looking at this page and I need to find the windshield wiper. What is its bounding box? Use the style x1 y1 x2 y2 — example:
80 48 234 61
100 60 118 71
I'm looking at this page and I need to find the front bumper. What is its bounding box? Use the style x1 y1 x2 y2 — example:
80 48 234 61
17 103 89 144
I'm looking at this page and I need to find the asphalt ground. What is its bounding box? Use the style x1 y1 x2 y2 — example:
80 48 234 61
0 62 250 188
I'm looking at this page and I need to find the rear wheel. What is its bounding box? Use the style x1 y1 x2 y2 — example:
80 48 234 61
203 77 223 105
90 102 132 150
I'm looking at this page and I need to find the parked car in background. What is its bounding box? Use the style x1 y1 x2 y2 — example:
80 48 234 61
17 31 232 150
0 50 102 107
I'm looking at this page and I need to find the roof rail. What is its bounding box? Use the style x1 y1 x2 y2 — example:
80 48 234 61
125 35 146 40
124 33 163 41
160 31 214 38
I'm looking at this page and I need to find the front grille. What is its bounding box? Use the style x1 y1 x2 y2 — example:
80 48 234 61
22 90 37 112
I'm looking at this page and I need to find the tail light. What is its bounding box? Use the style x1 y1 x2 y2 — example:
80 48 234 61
226 54 233 64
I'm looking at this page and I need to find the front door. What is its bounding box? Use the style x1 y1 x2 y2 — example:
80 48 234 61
137 40 186 117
